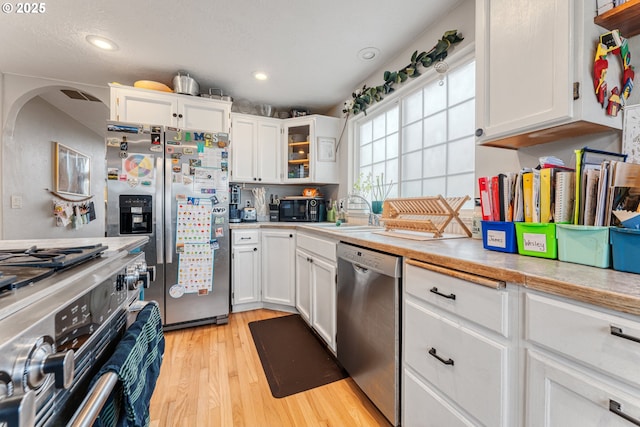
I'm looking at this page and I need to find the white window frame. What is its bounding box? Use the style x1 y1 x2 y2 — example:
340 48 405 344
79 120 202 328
348 49 476 206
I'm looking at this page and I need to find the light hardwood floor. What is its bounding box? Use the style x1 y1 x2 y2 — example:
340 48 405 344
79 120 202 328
149 309 391 427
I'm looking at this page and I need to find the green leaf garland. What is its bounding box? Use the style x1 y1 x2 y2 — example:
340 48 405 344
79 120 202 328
343 30 464 117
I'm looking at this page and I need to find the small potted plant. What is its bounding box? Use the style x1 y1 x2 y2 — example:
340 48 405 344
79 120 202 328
371 173 393 214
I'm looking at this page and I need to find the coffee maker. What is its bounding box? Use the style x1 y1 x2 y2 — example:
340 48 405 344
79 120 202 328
229 185 241 223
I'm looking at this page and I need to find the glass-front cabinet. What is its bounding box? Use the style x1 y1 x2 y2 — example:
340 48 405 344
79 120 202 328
286 123 311 180
283 115 340 184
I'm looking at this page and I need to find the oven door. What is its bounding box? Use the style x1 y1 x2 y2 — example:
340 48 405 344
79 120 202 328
279 199 309 222
67 301 162 427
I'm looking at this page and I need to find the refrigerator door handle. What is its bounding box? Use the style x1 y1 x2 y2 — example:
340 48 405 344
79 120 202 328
155 156 164 265
165 157 173 264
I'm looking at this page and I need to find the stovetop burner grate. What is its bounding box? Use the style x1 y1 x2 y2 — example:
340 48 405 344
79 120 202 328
0 244 108 293
0 244 107 268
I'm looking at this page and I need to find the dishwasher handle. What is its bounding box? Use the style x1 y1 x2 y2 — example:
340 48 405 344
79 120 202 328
353 264 369 274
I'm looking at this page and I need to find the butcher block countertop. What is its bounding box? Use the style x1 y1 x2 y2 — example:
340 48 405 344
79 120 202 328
231 222 640 317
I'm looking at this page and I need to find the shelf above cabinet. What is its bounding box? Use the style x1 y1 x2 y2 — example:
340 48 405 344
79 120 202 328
288 159 309 164
594 0 640 38
289 141 310 146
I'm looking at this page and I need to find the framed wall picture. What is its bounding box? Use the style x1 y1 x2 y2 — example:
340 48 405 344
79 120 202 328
54 142 91 196
623 104 640 164
317 137 336 162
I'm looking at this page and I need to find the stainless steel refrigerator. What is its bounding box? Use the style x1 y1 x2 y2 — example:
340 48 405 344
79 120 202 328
105 121 230 329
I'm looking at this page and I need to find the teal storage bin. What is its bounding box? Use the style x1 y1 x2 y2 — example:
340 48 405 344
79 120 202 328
556 224 610 268
515 222 557 259
481 221 517 253
610 227 640 274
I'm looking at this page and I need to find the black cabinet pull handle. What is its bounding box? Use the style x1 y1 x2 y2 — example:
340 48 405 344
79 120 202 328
253 248 257 252
610 326 640 344
430 287 456 300
289 234 293 238
178 114 183 118
172 113 177 117
609 400 640 426
428 348 454 366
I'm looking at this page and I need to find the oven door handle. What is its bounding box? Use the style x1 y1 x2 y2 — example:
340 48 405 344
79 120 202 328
67 372 118 427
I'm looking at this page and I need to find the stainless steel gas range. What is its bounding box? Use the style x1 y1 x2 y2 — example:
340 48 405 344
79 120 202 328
0 237 150 427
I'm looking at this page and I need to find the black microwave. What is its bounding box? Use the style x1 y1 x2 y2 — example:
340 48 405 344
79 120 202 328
279 197 326 222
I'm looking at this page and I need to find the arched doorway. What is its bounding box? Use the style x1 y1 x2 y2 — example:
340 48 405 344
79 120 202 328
1 81 108 239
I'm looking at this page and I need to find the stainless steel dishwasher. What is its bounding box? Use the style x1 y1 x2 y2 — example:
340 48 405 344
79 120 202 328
337 242 402 427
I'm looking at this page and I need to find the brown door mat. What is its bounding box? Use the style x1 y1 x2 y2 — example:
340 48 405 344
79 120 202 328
248 314 347 398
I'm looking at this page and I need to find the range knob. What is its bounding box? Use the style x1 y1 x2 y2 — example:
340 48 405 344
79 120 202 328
23 336 74 391
0 390 35 427
0 371 13 401
134 260 148 273
117 266 140 291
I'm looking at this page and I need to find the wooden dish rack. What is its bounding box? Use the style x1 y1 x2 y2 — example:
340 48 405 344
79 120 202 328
381 195 471 238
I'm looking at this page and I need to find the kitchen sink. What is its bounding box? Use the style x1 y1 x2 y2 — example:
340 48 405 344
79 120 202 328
305 223 384 232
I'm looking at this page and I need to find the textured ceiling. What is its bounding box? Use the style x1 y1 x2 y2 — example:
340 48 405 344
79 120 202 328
0 0 463 115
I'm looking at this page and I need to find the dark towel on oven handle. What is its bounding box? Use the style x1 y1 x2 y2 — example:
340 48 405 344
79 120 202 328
92 302 165 427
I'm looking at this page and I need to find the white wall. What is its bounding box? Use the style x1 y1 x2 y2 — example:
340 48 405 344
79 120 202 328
2 96 106 239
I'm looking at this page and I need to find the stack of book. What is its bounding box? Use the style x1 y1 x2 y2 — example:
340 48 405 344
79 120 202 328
478 148 638 226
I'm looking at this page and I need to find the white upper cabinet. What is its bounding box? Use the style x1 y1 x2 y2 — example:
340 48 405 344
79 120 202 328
230 113 281 183
110 84 231 133
475 0 626 148
231 113 341 184
283 115 340 184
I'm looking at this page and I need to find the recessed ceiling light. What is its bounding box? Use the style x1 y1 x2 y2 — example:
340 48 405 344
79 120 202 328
253 71 268 81
358 47 380 61
86 35 118 51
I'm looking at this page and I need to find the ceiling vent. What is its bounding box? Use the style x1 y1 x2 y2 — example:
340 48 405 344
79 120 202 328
60 89 101 102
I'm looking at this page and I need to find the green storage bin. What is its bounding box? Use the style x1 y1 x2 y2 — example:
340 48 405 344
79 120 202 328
515 222 557 259
556 224 610 268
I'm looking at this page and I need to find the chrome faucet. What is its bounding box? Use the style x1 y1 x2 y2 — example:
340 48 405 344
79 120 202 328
347 193 380 226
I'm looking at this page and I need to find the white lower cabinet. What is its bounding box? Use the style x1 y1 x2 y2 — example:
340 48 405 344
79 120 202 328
295 248 312 322
403 368 476 427
231 228 296 312
402 260 517 427
309 254 336 350
526 350 640 427
261 230 296 306
524 291 640 427
231 230 261 308
295 232 337 352
404 300 508 426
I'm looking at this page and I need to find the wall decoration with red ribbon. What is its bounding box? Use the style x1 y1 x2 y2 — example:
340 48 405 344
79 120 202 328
593 29 634 117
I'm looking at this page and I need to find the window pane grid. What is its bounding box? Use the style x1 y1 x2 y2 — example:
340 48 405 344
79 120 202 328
356 59 474 204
